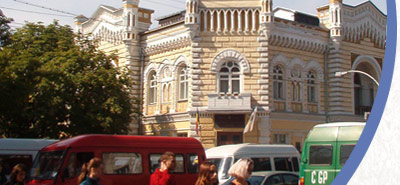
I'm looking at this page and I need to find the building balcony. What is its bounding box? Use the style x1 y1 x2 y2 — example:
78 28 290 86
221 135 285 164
207 92 252 112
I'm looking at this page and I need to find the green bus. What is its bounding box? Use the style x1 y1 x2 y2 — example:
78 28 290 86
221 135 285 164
299 122 365 185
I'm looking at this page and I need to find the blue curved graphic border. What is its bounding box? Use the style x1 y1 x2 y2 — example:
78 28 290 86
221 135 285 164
332 0 397 184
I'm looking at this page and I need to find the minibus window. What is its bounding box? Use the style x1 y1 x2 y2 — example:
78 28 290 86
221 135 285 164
274 158 293 171
0 154 32 176
64 152 94 179
173 154 184 173
252 157 271 171
207 158 222 172
309 145 333 166
149 154 184 174
30 151 64 180
340 145 355 166
149 154 161 173
103 153 142 174
292 157 299 172
187 154 199 173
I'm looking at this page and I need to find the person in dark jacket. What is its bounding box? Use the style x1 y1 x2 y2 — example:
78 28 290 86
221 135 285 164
150 151 176 185
4 163 26 185
78 158 103 185
0 161 7 185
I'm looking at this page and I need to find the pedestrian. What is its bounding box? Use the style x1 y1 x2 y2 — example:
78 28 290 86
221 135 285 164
195 161 218 185
227 158 254 185
149 151 176 185
77 158 103 185
0 161 7 185
4 163 26 185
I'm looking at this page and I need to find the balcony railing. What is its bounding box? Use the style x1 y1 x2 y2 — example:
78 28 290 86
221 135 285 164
208 92 251 111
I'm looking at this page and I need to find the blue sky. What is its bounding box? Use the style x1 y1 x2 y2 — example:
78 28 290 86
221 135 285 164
1 0 387 29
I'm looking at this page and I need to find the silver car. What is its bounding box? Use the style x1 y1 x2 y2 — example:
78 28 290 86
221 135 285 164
247 171 298 185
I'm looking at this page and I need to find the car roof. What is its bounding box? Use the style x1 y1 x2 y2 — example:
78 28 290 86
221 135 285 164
206 143 299 158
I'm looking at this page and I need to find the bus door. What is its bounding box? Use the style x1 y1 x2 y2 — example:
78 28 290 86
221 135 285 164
303 142 337 185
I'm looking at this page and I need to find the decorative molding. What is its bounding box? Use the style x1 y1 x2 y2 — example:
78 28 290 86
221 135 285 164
210 49 251 73
269 34 327 54
144 36 191 55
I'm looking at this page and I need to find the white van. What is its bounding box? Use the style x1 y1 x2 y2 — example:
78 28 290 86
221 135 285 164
206 143 300 184
0 138 58 177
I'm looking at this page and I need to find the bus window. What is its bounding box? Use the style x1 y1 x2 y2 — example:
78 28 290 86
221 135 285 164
309 145 333 166
149 154 184 174
274 157 293 171
186 154 199 173
252 157 271 171
340 145 355 166
103 153 142 174
30 151 64 180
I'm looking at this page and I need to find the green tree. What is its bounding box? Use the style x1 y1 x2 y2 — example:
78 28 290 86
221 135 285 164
0 22 137 138
0 10 12 47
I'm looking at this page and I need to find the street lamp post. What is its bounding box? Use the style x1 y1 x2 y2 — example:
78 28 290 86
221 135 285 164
335 70 379 86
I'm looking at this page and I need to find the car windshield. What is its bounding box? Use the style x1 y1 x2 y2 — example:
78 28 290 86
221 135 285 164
30 151 65 180
248 176 265 185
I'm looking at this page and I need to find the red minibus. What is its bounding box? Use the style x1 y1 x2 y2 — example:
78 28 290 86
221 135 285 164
27 135 205 185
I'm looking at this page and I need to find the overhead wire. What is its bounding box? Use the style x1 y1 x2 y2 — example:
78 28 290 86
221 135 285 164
0 6 75 17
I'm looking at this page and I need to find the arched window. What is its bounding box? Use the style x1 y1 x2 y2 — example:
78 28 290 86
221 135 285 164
179 66 188 100
273 66 284 100
148 72 157 104
218 61 241 94
307 71 316 103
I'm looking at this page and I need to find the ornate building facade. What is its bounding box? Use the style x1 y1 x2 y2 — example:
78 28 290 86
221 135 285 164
76 0 386 150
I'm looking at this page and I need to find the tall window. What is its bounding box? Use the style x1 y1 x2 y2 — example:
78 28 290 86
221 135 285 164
219 61 240 94
307 71 316 103
148 72 157 104
179 66 188 100
273 66 284 100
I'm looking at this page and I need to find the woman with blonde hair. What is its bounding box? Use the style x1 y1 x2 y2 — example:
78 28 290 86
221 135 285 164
195 161 218 185
78 158 103 185
227 158 254 185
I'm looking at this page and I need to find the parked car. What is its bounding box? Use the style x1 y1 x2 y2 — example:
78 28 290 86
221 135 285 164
248 171 299 185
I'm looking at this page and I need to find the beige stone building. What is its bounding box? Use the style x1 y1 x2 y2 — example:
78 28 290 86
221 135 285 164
76 0 386 150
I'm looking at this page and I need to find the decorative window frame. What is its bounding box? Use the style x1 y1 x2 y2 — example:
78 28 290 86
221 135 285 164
211 50 250 95
174 55 191 102
305 60 324 114
270 54 289 111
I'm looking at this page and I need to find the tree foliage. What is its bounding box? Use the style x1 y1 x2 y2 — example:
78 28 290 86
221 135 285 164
0 22 137 138
0 10 12 47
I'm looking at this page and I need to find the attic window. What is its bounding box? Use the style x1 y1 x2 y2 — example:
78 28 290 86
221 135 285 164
144 13 149 18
